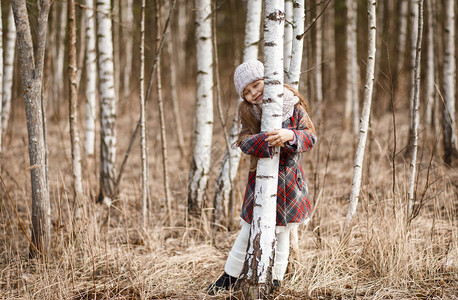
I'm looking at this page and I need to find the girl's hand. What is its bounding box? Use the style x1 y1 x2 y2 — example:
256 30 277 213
265 129 294 147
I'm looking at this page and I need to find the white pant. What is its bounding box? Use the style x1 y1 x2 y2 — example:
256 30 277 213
224 221 290 281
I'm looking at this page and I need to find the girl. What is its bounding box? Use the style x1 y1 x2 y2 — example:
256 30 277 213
207 60 316 295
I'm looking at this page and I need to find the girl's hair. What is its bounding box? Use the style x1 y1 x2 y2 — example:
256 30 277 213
236 84 311 146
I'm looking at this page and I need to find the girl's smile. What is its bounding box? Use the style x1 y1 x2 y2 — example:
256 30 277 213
243 79 264 105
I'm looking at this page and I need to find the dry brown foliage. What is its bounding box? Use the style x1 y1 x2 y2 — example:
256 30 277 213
0 91 457 299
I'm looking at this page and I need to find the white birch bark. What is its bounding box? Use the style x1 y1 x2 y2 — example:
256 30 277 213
11 0 52 257
0 5 3 171
122 0 133 102
53 2 67 112
286 0 305 91
315 3 324 121
323 1 336 101
424 0 435 128
213 0 262 226
408 0 419 141
68 0 83 204
84 0 97 157
442 0 457 164
187 0 213 215
345 0 376 227
407 0 423 220
139 0 148 230
97 0 117 203
284 0 293 74
241 1 284 294
344 0 359 132
396 0 409 79
2 7 16 132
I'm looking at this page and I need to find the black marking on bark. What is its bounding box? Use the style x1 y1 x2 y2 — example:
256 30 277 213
272 114 281 118
265 41 277 47
296 34 304 41
266 10 285 23
277 92 284 98
256 175 275 179
263 98 274 103
264 79 281 85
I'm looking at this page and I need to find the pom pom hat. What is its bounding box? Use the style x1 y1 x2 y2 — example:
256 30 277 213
234 60 264 99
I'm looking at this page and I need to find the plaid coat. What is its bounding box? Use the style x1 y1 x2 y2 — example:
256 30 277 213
238 103 316 226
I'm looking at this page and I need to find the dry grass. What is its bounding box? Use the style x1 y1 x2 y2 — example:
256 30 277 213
0 95 457 299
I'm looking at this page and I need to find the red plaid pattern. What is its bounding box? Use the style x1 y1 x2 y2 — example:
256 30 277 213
239 104 316 226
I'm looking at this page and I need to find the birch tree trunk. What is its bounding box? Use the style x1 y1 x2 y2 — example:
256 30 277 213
53 2 67 118
315 1 324 122
323 1 336 102
344 0 359 133
284 0 293 74
156 0 173 223
122 0 133 102
345 0 376 228
139 0 148 230
11 0 52 257
68 0 83 209
2 7 16 133
395 0 409 84
407 0 423 221
424 0 435 129
0 5 3 172
442 0 457 164
187 0 214 216
239 1 284 297
96 0 117 204
84 0 97 157
213 0 262 227
286 0 305 91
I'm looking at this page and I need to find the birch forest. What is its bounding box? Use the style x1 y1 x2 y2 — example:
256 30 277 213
0 0 457 298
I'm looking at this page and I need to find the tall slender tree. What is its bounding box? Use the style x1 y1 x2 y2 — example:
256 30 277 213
424 0 435 129
394 0 409 88
0 3 3 172
68 0 83 209
187 0 214 216
96 0 118 204
284 0 293 74
139 0 148 230
314 0 324 121
52 2 67 117
11 0 53 257
345 0 377 228
286 0 305 91
239 1 284 297
83 0 97 157
407 0 423 221
344 0 359 133
213 0 263 227
442 0 457 164
2 7 16 133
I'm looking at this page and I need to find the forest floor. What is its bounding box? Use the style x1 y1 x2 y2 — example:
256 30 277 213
0 88 457 299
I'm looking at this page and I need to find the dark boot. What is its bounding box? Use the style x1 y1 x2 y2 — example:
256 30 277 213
207 272 238 295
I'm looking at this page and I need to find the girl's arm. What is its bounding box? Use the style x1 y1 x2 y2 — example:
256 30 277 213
238 128 273 158
284 105 317 153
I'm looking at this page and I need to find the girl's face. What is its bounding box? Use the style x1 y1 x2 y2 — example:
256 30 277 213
243 79 264 105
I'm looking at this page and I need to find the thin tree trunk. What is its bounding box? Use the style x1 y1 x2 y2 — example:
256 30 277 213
11 0 53 257
165 25 185 157
112 0 120 103
83 0 97 157
139 0 148 231
96 0 117 204
315 0 324 122
156 0 173 224
187 0 214 216
395 0 409 86
2 7 16 133
284 0 293 74
442 0 457 164
323 0 336 102
76 8 86 89
239 1 284 297
424 0 435 129
68 0 83 213
407 0 423 222
286 0 305 91
345 0 377 229
122 0 133 102
344 0 358 132
0 4 3 173
53 2 67 119
213 0 262 228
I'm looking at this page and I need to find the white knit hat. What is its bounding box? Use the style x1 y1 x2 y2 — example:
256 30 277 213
234 60 264 98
